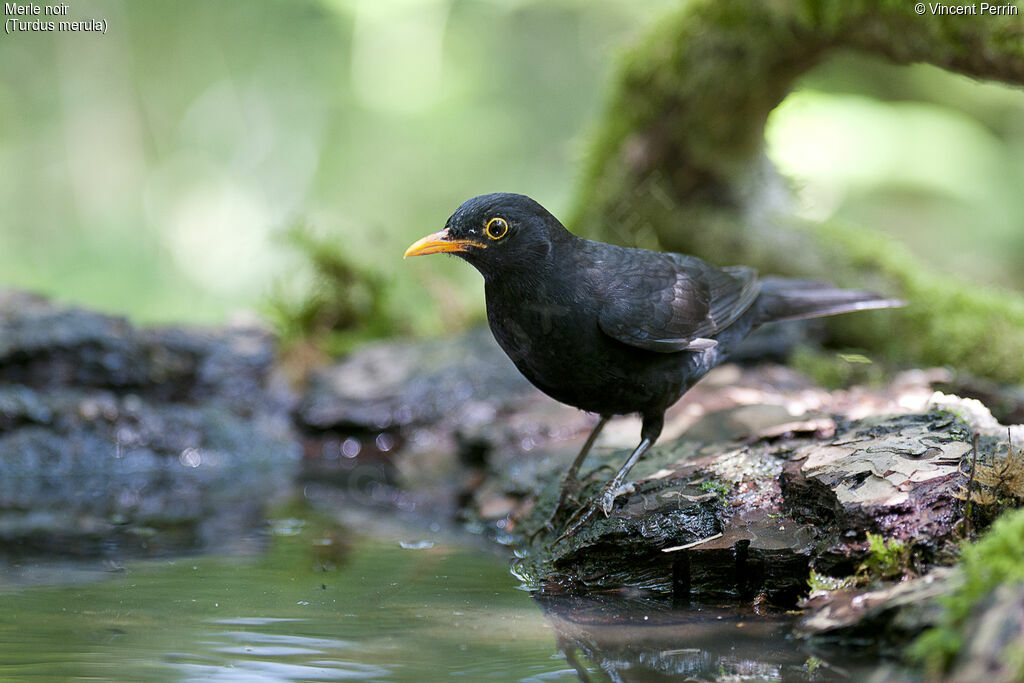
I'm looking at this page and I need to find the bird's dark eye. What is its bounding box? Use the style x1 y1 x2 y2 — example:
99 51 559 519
485 217 509 240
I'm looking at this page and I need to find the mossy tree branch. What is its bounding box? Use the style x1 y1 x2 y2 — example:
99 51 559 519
570 0 1024 382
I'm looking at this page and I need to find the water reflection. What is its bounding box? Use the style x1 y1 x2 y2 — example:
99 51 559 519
0 498 872 681
173 622 388 681
536 594 865 681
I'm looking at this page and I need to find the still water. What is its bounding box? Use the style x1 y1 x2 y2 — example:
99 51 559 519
0 498 854 681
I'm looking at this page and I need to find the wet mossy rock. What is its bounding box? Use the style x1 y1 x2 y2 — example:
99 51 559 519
516 411 976 606
571 0 1024 383
0 291 300 555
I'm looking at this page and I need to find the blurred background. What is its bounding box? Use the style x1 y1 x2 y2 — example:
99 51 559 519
3 0 1023 340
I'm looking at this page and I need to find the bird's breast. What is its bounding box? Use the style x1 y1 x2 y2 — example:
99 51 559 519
484 283 584 371
483 280 691 415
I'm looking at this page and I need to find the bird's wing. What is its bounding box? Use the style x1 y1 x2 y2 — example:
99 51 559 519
597 253 760 353
689 264 760 338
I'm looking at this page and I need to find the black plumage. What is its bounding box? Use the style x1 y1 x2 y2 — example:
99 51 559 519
405 193 904 538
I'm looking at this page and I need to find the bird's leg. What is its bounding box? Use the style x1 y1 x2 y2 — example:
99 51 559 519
530 415 610 538
556 414 664 542
550 416 610 517
556 437 653 540
594 437 654 515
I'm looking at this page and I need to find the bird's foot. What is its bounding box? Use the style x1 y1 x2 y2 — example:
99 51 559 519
555 504 595 543
555 481 634 542
526 512 560 542
527 474 581 541
599 482 634 516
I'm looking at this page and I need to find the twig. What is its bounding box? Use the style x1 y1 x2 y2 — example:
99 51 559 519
662 533 723 552
965 432 979 539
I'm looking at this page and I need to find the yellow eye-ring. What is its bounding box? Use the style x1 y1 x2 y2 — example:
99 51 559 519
485 217 509 240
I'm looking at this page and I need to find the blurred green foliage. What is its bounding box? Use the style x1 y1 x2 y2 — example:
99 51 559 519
910 507 1024 676
790 347 887 390
769 52 1024 293
265 225 403 355
1 0 1022 341
0 0 672 326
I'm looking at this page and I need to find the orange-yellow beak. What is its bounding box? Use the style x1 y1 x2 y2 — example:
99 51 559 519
403 228 481 258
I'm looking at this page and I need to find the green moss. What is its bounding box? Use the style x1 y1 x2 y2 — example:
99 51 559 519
698 478 732 504
813 220 1024 381
857 532 912 583
1006 644 1024 681
909 508 1024 675
807 569 854 593
264 225 406 356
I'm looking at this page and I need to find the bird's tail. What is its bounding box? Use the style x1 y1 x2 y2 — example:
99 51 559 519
755 277 905 325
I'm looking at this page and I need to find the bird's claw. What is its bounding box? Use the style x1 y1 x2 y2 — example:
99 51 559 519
555 504 595 542
554 482 633 542
526 507 564 541
601 482 634 515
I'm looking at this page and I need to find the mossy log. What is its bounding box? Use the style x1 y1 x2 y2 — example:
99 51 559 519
570 0 1024 382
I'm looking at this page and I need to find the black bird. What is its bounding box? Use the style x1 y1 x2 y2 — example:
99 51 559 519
404 193 903 539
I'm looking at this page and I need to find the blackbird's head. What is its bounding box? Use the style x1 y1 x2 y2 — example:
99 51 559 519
403 193 570 278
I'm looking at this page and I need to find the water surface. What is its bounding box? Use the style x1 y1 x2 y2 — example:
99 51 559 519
0 502 573 681
0 499 861 681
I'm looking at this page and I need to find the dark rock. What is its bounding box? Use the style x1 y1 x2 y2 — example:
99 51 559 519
0 291 279 412
298 327 536 431
514 410 978 609
295 327 590 518
515 435 821 606
0 291 299 555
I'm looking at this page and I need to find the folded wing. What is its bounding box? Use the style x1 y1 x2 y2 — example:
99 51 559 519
597 252 760 353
